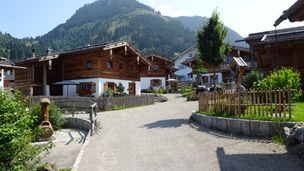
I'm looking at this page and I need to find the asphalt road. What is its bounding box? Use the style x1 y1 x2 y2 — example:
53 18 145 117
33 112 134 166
76 94 304 171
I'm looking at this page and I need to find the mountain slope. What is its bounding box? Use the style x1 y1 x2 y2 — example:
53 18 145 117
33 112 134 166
175 16 248 48
35 0 195 58
0 0 247 59
0 32 33 59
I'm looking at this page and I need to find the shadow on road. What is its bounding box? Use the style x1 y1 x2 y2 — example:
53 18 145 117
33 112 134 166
216 147 304 171
142 118 189 129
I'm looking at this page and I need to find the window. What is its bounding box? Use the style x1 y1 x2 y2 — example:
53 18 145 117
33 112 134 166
5 69 12 76
202 76 209 84
85 60 93 70
189 53 193 57
104 82 117 92
150 79 162 87
77 82 96 96
107 60 113 69
119 63 124 70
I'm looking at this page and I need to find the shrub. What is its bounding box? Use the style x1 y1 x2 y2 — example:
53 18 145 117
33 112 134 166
101 90 114 97
112 105 126 110
178 86 193 97
253 67 302 100
152 86 167 94
30 103 65 130
117 82 125 95
0 91 51 170
244 70 263 89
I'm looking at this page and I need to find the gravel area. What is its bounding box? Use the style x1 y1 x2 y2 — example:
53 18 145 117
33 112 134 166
42 129 88 169
75 94 304 171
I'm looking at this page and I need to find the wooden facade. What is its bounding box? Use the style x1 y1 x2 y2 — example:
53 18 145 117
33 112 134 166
245 26 304 89
60 45 152 81
142 54 176 79
14 42 155 96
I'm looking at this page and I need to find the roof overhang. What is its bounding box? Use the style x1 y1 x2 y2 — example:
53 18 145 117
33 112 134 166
229 57 247 69
0 64 27 69
274 0 304 27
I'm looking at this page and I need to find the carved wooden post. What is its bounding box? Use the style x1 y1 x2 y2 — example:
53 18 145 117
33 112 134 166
39 98 54 140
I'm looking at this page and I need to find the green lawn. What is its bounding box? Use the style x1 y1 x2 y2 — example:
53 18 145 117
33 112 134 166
292 102 304 122
199 102 304 122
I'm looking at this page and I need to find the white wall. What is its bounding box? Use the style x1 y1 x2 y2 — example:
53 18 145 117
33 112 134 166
174 47 198 81
140 77 166 90
63 78 141 97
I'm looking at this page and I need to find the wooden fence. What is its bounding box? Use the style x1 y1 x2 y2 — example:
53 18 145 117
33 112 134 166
30 95 155 111
199 88 294 119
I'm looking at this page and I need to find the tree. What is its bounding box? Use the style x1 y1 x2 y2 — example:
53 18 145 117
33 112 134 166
197 9 231 90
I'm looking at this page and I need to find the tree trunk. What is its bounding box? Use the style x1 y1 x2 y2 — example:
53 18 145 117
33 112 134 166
213 66 216 92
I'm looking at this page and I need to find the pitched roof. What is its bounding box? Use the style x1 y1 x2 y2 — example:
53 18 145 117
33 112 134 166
14 41 156 68
146 54 173 63
0 57 14 66
0 57 27 69
230 57 248 68
174 45 197 60
245 26 304 44
274 0 304 27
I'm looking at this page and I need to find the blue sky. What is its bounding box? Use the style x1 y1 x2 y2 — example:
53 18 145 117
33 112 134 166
0 0 302 38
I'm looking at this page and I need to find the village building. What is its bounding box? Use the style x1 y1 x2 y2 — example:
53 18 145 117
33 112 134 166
176 45 256 87
0 57 26 90
14 41 157 96
174 45 198 81
140 54 176 90
245 26 304 89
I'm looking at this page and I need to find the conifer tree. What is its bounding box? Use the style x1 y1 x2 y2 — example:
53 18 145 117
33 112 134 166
197 9 231 90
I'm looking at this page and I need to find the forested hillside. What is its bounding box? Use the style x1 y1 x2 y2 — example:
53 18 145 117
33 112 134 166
0 0 246 60
0 32 33 59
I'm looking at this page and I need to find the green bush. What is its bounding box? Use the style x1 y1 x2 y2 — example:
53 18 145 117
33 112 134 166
152 86 167 94
253 67 302 100
0 91 51 170
116 82 126 96
244 70 263 89
112 105 126 110
30 103 65 130
178 86 193 97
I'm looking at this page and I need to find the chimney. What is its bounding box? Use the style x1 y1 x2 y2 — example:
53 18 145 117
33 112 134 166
46 48 53 56
32 49 36 58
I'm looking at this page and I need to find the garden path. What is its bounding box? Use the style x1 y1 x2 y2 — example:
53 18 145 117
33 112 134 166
76 94 304 171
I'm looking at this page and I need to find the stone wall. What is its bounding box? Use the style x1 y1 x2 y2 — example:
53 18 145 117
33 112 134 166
64 117 91 132
191 113 303 137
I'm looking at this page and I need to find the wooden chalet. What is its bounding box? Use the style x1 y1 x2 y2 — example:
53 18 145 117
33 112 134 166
245 26 304 89
14 41 156 96
140 54 176 90
0 57 26 90
182 45 255 86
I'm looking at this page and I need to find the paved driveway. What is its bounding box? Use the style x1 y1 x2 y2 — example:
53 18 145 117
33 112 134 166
76 94 304 171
